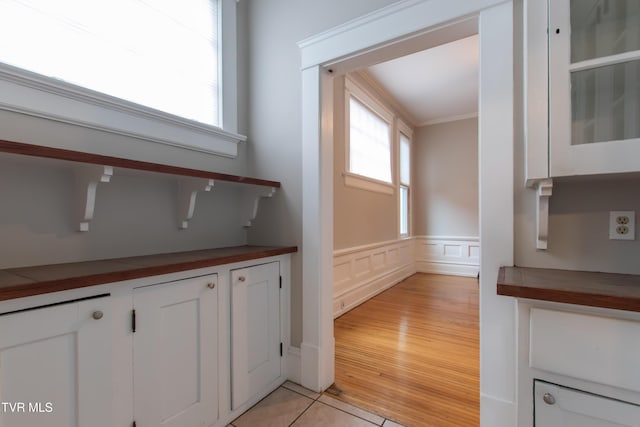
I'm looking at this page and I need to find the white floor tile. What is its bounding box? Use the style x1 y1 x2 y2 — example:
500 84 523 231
282 381 321 400
318 395 384 425
292 402 377 427
233 387 313 427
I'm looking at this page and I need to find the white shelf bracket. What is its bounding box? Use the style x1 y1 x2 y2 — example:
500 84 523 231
534 178 553 250
242 187 277 228
75 165 114 232
178 178 215 229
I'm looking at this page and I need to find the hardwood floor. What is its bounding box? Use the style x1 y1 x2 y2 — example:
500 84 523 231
330 273 479 427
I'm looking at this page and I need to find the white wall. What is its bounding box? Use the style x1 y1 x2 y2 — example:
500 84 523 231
244 0 403 347
414 117 479 237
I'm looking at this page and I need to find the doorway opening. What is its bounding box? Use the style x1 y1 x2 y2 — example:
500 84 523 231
299 2 515 423
329 34 480 425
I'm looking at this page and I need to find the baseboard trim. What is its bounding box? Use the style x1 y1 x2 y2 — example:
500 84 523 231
333 238 414 318
414 236 479 278
415 261 479 277
481 394 517 427
286 346 302 385
333 263 415 318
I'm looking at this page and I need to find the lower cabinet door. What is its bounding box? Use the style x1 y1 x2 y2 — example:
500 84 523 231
0 296 112 427
133 274 218 427
535 380 640 426
231 262 281 410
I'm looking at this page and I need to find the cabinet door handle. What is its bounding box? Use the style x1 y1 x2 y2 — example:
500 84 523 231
543 393 556 405
238 276 246 282
207 282 216 289
92 310 104 320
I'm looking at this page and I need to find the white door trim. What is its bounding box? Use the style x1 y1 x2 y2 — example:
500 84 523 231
299 3 515 425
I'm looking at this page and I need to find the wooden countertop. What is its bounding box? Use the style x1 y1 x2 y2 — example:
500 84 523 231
0 245 297 302
497 266 640 312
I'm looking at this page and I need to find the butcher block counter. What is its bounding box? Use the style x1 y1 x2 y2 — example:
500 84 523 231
0 245 297 301
498 266 640 312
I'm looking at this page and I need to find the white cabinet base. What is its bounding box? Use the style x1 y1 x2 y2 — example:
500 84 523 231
133 274 218 427
0 297 112 427
231 262 282 410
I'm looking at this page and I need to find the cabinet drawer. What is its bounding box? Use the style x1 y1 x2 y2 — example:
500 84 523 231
530 308 640 392
535 380 640 426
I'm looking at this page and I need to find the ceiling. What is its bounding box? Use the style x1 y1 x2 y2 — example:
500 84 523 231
364 34 479 127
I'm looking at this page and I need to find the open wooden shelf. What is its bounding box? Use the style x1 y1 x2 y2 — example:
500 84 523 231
498 266 640 312
0 139 280 188
0 139 281 230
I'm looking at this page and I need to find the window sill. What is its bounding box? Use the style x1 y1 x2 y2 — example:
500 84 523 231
0 63 246 158
343 172 394 195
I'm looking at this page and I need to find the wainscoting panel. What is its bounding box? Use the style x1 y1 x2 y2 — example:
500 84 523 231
414 236 480 277
333 239 415 318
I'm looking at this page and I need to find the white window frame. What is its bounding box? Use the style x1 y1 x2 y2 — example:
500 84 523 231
343 75 395 195
397 121 412 238
0 0 244 158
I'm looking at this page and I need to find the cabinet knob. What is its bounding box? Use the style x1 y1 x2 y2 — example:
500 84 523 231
92 310 104 320
238 276 246 282
542 393 556 405
207 282 216 289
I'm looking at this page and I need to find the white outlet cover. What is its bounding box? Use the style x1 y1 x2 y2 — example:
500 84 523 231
609 211 635 240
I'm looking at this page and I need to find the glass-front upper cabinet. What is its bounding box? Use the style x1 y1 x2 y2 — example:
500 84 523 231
549 0 640 176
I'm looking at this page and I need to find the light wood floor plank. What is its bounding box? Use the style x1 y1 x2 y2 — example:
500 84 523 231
330 273 479 427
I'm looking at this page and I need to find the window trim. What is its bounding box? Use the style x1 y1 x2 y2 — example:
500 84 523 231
0 0 244 158
397 120 413 238
344 75 394 193
343 171 395 194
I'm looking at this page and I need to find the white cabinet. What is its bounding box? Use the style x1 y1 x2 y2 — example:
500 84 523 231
0 251 292 427
535 381 640 426
230 262 281 410
549 0 640 177
133 274 218 427
0 296 112 427
526 0 640 178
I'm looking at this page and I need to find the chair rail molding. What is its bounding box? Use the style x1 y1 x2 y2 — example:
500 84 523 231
414 236 480 277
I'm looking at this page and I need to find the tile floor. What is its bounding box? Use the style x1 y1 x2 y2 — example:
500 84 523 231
230 381 406 427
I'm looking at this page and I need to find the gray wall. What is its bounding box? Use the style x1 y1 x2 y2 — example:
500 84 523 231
514 173 640 275
0 5 256 269
513 1 640 275
244 0 402 347
414 118 479 237
0 154 247 269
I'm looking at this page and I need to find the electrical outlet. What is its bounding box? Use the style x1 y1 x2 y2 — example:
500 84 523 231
609 211 635 240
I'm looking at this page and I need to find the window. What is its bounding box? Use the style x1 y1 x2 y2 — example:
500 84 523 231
0 0 218 125
344 76 394 194
348 97 392 182
0 0 243 157
399 131 411 236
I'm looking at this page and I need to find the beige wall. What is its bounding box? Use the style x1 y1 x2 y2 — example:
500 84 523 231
414 118 479 237
333 74 408 250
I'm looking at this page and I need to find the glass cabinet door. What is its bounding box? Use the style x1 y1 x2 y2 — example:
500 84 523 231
549 0 640 176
